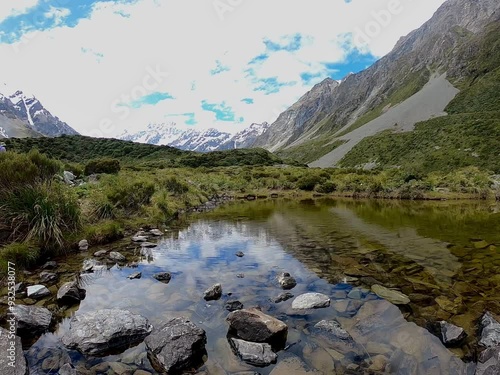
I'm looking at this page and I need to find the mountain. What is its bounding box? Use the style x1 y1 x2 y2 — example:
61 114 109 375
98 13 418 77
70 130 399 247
254 0 500 169
217 122 271 150
118 122 271 152
0 87 79 138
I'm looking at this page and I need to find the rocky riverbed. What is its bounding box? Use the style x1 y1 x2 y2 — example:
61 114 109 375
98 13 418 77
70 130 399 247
1 199 499 374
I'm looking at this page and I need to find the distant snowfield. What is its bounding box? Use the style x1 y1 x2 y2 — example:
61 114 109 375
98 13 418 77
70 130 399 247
309 73 460 168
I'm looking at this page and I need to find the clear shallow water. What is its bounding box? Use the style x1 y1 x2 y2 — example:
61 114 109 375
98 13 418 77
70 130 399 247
23 199 500 374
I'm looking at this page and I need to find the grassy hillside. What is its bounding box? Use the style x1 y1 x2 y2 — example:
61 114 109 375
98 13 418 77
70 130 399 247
276 137 345 164
3 135 288 168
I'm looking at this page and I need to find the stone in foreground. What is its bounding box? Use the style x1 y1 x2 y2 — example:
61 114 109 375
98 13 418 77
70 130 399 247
230 338 277 366
145 317 207 374
0 327 28 375
12 305 52 334
371 285 410 305
269 355 320 374
479 311 500 348
27 284 51 299
226 308 288 345
57 281 86 305
476 346 500 375
62 309 152 356
204 283 222 301
291 293 330 309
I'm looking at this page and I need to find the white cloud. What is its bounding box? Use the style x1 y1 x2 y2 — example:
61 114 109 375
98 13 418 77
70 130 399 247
0 0 446 136
0 0 39 23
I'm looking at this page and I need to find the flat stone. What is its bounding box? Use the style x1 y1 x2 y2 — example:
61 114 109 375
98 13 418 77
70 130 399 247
439 321 467 346
226 308 288 344
12 305 52 334
132 236 148 242
109 251 126 262
141 242 157 248
371 285 410 305
0 327 28 375
292 293 330 309
94 250 107 257
39 271 58 284
153 272 171 283
204 283 222 301
230 338 277 366
145 317 207 374
149 229 163 236
62 309 152 356
128 272 142 279
26 285 51 299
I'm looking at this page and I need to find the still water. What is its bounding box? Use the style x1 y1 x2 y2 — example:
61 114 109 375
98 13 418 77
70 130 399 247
25 199 500 374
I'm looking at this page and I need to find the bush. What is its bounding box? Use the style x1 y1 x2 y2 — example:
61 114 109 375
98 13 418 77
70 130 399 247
165 177 189 195
84 158 121 175
0 242 40 272
315 181 337 194
0 182 81 248
106 179 155 211
296 174 324 191
84 221 124 245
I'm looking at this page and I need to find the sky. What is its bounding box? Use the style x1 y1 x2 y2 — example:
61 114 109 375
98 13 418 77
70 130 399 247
0 0 447 137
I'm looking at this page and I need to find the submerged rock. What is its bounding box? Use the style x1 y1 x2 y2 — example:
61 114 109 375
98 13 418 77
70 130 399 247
62 309 152 356
229 338 277 366
128 272 142 279
26 284 51 299
313 320 363 356
145 317 207 374
274 292 294 303
479 312 500 348
292 293 330 309
225 300 244 312
0 327 28 375
12 305 52 334
277 272 297 290
439 321 467 346
153 272 172 283
371 284 410 305
204 283 222 301
39 271 58 284
226 308 288 344
269 356 319 374
57 281 86 305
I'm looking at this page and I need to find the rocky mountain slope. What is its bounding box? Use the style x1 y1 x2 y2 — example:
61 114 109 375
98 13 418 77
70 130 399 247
0 88 78 138
254 0 499 167
119 122 270 152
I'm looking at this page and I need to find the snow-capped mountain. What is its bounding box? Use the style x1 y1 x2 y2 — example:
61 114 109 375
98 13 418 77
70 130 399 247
217 122 271 150
0 85 78 138
118 122 270 152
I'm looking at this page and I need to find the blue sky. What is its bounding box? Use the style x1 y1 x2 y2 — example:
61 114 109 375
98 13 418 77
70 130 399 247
0 0 446 135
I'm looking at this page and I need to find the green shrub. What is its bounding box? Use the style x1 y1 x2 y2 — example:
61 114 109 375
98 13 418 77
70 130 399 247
107 179 155 211
296 174 324 191
84 158 121 175
315 181 337 194
0 182 81 248
0 242 40 272
85 221 124 245
165 177 189 195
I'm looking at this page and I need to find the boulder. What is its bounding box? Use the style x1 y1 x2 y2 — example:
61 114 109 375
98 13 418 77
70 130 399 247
82 259 107 273
274 292 294 303
94 250 107 257
0 327 28 375
479 312 500 348
476 346 500 375
132 236 148 242
109 251 126 262
57 281 86 305
145 317 207 374
62 309 152 356
39 271 58 284
292 293 330 309
26 284 51 299
439 321 467 346
78 239 89 251
12 305 52 334
225 300 244 312
153 272 172 283
371 285 410 305
229 338 277 366
149 229 163 236
204 283 222 301
226 308 288 344
64 171 76 184
277 272 297 290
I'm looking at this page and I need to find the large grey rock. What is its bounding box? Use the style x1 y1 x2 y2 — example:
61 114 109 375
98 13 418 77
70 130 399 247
277 272 297 290
132 235 148 242
479 312 500 348
153 272 171 283
57 281 86 305
27 284 51 299
39 271 58 284
229 338 277 366
371 285 410 305
0 327 28 375
145 317 206 374
313 320 363 356
292 293 330 309
82 258 106 273
439 321 467 346
64 171 76 184
149 229 163 236
226 308 288 344
62 309 152 356
12 305 52 334
109 251 126 262
203 283 222 301
476 346 500 375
